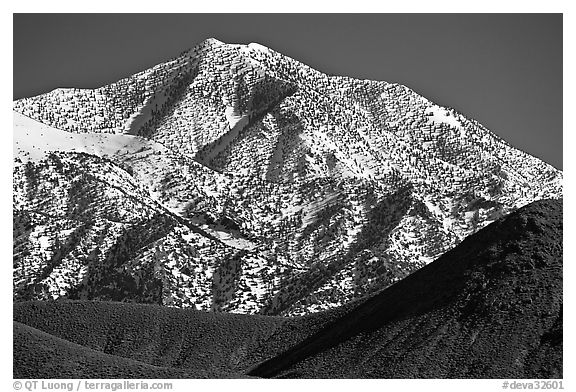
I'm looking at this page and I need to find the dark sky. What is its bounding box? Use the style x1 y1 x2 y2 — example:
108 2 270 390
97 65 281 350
13 13 562 169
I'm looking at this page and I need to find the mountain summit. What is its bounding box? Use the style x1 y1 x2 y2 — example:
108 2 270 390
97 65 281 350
13 39 562 315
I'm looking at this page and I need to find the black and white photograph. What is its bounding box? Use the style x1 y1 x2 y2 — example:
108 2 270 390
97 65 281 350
10 9 566 385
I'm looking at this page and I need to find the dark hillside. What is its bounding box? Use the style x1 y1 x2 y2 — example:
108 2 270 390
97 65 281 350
14 282 372 376
248 199 563 378
14 300 285 375
14 321 243 378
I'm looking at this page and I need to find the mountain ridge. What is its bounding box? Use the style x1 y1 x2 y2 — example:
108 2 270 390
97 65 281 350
13 39 562 315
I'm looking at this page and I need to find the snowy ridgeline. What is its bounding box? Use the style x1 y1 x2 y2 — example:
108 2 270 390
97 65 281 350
12 38 562 316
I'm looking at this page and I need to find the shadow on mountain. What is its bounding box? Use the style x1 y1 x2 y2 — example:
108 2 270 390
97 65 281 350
136 68 199 138
194 79 297 172
65 213 179 303
265 105 306 182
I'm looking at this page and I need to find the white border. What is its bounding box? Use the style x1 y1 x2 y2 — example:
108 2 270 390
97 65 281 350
3 3 573 390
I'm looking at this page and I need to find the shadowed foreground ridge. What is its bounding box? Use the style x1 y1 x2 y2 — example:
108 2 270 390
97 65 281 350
13 322 245 378
248 199 563 378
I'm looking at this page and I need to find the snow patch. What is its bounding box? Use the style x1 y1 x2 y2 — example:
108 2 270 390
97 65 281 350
224 106 249 130
248 42 269 52
201 226 257 251
13 111 166 164
426 105 465 137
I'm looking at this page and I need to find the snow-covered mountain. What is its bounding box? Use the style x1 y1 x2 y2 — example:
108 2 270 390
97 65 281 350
13 38 562 315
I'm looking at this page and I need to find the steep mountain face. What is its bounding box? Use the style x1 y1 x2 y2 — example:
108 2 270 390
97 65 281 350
13 38 562 315
248 199 563 378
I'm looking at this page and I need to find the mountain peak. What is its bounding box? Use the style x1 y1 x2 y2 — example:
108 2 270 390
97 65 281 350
201 37 225 46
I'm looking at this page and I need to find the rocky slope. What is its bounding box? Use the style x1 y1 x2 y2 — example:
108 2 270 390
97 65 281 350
13 38 562 315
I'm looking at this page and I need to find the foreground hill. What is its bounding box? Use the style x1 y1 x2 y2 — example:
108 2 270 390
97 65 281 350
13 299 352 376
14 199 562 378
248 199 563 378
14 322 244 378
13 38 562 315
